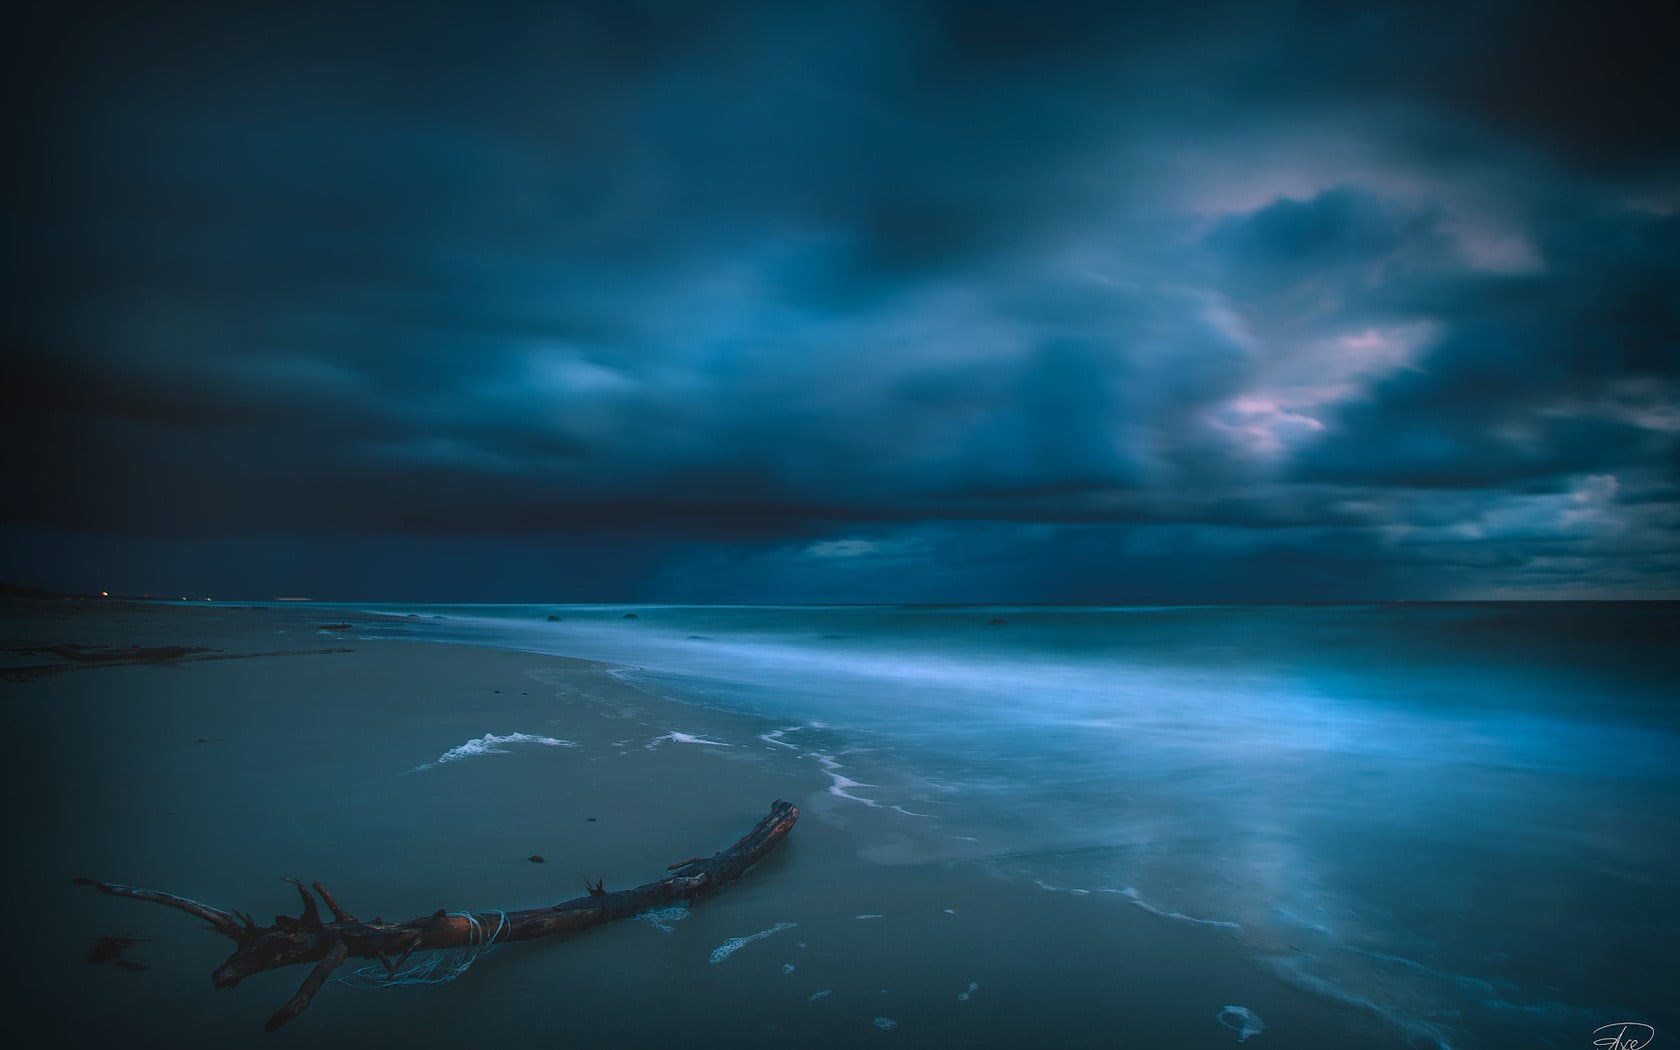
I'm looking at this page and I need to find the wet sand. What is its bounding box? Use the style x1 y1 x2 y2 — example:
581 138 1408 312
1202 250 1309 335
3 600 1410 1048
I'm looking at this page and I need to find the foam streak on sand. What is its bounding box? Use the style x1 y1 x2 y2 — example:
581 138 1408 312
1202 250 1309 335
410 732 577 771
708 922 798 964
759 722 830 751
1217 1005 1266 1043
634 905 690 934
814 754 929 817
645 731 731 750
1032 880 1091 896
817 754 877 805
1108 887 1241 930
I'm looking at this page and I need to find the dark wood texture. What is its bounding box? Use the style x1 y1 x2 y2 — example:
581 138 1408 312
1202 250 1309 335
80 799 799 1030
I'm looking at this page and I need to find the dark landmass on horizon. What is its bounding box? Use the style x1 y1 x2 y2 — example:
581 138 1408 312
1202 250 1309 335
5 581 1674 610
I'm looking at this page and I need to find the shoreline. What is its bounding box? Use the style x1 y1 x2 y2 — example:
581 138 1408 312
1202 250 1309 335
5 598 1427 1048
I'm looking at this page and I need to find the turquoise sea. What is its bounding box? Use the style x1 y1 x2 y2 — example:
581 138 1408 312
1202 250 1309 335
320 601 1680 1049
21 600 1676 1049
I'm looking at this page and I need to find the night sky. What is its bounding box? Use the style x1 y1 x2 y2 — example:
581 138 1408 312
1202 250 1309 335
6 0 1677 602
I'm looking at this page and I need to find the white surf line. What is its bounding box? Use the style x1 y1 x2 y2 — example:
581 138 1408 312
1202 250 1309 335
760 722 830 750
815 754 876 804
410 732 578 772
645 731 732 750
1216 1005 1266 1043
708 922 798 964
812 754 931 817
1105 887 1241 930
1033 880 1092 896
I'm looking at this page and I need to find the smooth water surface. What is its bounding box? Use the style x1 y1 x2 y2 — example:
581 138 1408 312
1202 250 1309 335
326 601 1679 1049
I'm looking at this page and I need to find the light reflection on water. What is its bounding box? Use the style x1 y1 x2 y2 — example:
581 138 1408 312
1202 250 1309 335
339 602 1678 1048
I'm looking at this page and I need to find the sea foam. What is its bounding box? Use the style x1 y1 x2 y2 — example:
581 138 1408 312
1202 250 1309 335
646 731 731 749
1217 1005 1265 1042
634 904 690 934
813 753 929 816
410 732 577 772
1108 887 1241 930
708 922 798 964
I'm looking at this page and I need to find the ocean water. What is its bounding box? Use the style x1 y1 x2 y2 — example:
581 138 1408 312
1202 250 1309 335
322 601 1680 1050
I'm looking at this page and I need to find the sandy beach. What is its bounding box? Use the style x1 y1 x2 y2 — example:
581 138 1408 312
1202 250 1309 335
4 599 1445 1048
14 2 1675 1044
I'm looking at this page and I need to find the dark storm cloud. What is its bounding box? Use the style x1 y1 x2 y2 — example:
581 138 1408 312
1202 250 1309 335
1285 200 1680 489
5 0 1677 599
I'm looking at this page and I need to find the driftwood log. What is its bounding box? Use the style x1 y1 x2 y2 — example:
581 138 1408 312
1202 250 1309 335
80 799 799 1031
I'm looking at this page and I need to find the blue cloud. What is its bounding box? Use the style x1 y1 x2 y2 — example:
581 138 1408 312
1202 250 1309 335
6 0 1676 598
